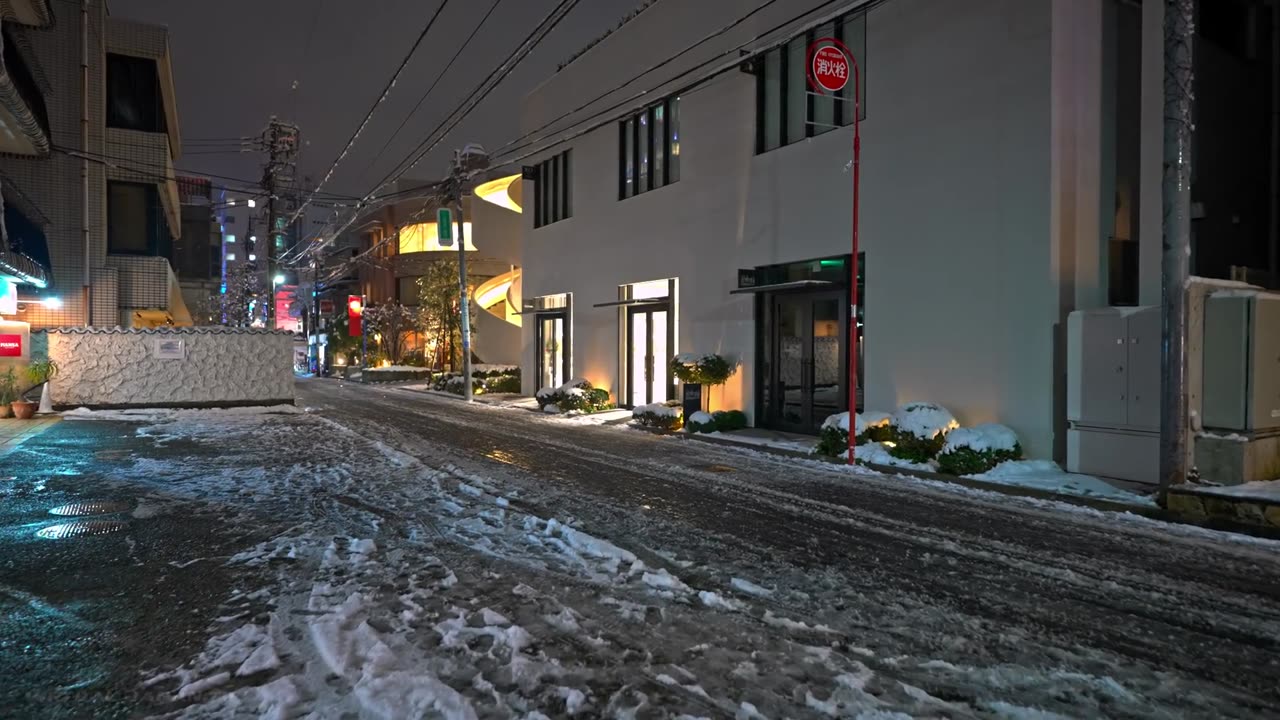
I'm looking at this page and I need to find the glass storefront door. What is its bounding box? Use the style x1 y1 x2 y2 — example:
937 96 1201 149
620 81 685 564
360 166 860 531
764 291 847 433
626 306 670 407
536 312 567 391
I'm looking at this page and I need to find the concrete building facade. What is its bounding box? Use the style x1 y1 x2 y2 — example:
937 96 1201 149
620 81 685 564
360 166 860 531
516 0 1269 462
0 1 187 330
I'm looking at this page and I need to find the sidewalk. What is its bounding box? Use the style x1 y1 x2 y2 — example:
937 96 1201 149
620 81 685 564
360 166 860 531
0 416 60 457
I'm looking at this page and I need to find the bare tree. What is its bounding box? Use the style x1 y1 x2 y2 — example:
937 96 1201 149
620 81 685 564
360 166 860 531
363 302 417 364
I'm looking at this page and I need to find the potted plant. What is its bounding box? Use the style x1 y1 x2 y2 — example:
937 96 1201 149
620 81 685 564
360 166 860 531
12 359 58 419
0 368 16 419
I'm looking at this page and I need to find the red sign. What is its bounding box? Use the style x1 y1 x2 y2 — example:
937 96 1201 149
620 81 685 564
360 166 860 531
347 295 363 337
0 334 21 357
810 45 850 93
319 299 335 314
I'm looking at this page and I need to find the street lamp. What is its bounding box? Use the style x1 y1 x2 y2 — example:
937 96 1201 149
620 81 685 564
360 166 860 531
41 297 63 309
273 274 285 285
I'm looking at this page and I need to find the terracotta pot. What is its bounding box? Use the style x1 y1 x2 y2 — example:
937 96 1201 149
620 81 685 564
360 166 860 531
11 401 36 420
0 403 11 419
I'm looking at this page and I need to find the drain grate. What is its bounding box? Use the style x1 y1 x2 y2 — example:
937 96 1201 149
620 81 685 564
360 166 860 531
49 501 132 517
37 520 128 540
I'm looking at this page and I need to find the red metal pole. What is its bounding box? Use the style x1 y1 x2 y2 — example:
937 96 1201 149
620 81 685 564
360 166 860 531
847 59 861 467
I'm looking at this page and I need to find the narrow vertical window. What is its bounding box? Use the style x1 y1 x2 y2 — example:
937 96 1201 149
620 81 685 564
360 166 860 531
762 49 782 152
786 36 806 144
638 109 650 192
623 118 635 198
669 97 680 182
561 149 571 219
653 104 665 188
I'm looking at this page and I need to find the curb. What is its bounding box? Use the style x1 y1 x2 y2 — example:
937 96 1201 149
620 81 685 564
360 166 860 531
1166 486 1280 531
683 432 1280 540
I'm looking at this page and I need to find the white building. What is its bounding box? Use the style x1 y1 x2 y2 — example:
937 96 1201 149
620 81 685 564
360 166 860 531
517 0 1273 462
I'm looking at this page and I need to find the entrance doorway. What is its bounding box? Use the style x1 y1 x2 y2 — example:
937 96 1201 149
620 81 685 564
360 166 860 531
763 291 846 433
626 305 670 407
535 311 568 390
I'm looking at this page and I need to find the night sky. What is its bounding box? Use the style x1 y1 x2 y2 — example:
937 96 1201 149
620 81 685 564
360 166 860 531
110 0 641 196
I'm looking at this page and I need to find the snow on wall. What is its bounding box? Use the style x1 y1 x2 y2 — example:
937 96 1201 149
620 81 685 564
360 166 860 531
34 328 295 408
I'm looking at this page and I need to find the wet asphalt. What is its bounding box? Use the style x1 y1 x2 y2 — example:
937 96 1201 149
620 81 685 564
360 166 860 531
0 422 277 719
1 379 1279 718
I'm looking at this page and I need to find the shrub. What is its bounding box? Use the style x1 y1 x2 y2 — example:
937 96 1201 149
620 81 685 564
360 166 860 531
536 378 613 413
685 411 716 433
936 424 1022 476
712 410 748 432
633 403 682 431
815 411 892 457
886 402 958 463
670 353 737 386
485 374 521 394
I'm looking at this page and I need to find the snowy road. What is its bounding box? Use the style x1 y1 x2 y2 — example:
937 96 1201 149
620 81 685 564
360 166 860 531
3 378 1280 719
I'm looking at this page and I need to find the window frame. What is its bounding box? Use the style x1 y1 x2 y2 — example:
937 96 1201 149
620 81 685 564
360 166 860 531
618 96 680 200
533 149 573 229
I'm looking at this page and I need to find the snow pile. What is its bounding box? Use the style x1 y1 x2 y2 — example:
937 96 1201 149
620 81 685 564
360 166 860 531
943 424 1019 454
972 460 1156 505
822 411 891 437
63 405 300 422
536 377 589 400
890 402 959 439
854 442 936 471
687 411 713 425
364 365 430 373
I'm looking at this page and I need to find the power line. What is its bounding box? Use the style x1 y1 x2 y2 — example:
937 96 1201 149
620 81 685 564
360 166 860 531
283 0 581 267
51 145 362 200
489 0 787 163
492 0 875 172
294 0 452 223
372 0 582 192
354 0 504 185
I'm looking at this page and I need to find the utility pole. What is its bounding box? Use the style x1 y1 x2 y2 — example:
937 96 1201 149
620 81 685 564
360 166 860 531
449 144 492 402
261 117 299 328
80 0 90 326
1159 0 1195 501
452 152 474 403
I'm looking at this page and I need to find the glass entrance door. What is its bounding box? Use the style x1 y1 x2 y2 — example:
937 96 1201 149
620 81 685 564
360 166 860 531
536 312 567 391
765 292 846 433
627 306 669 407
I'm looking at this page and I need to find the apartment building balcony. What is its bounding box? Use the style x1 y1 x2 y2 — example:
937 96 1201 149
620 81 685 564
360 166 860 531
0 21 49 156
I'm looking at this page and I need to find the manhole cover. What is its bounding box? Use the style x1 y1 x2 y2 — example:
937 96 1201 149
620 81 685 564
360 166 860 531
702 464 736 473
49 500 132 517
37 520 128 540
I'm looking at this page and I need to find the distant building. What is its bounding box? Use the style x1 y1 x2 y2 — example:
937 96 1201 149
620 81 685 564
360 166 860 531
0 1 190 328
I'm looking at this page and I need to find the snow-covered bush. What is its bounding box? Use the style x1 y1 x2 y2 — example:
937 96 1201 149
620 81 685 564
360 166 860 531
536 378 612 413
670 353 737 386
686 409 748 434
712 409 748 432
483 373 521 394
936 423 1022 476
885 402 958 463
816 411 892 457
685 411 716 433
633 403 682 431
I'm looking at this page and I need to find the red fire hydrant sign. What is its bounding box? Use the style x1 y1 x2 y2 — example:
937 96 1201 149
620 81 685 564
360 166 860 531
811 45 850 93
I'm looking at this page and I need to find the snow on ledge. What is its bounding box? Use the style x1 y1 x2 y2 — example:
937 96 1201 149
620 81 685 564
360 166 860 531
62 405 301 421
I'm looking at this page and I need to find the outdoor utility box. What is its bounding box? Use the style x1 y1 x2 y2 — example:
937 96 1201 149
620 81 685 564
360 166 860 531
1066 306 1160 484
1202 291 1280 432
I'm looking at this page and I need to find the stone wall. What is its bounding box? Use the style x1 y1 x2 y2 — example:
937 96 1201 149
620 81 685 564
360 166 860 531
33 327 294 409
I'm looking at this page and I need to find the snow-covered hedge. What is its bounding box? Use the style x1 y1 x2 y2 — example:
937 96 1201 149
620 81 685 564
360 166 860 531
632 403 682 431
670 353 737 386
816 411 892 457
884 402 959 462
684 409 748 434
536 378 612 413
936 423 1022 475
434 367 521 396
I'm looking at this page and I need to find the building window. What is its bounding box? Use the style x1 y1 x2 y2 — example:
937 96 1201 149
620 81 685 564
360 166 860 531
226 253 236 261
533 150 571 228
619 97 680 199
756 11 866 154
397 276 420 306
107 53 167 133
107 181 170 256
